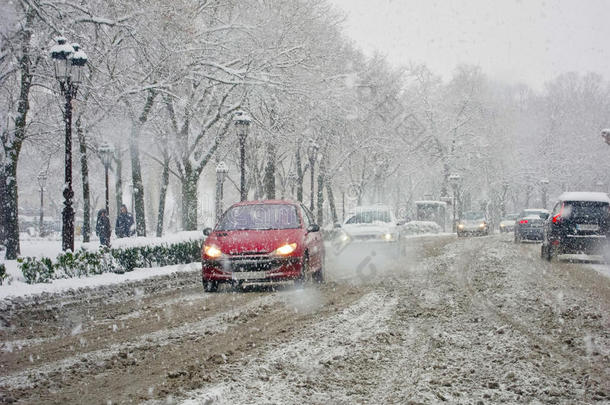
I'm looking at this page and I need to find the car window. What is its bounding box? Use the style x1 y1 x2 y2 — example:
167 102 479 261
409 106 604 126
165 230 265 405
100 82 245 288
463 211 485 220
551 203 561 216
300 204 314 227
521 209 546 217
563 201 609 220
345 210 391 224
216 204 300 230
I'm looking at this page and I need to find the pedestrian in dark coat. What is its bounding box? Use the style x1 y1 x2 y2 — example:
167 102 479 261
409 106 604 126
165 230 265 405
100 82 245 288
115 204 134 238
96 209 112 247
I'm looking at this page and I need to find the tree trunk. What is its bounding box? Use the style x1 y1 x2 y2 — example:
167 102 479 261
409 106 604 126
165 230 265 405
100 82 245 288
114 152 123 214
156 156 170 237
3 159 20 259
326 181 338 225
129 135 146 236
0 166 5 247
3 10 34 259
295 148 304 202
441 161 450 198
264 142 276 199
76 117 91 242
181 164 198 231
129 90 157 236
316 156 326 225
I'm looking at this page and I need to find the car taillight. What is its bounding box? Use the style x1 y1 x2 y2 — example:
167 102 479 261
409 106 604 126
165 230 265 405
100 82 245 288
520 220 528 224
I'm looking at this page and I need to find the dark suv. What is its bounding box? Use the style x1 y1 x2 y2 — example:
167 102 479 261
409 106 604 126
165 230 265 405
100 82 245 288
541 192 610 261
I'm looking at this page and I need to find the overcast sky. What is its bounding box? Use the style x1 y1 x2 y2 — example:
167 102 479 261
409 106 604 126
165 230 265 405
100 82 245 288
328 0 610 88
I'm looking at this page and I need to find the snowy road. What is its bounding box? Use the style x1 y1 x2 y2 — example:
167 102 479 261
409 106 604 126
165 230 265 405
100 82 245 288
1 234 609 404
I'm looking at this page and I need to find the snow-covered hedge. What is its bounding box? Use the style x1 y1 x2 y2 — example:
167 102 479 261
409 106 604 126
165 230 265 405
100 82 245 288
17 238 203 284
401 221 442 235
0 263 7 285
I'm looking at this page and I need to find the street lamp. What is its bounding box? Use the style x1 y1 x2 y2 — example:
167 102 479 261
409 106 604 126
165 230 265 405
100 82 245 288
540 178 549 209
215 161 229 222
50 37 87 252
233 110 252 201
449 173 461 232
98 142 114 216
37 171 48 237
602 129 610 145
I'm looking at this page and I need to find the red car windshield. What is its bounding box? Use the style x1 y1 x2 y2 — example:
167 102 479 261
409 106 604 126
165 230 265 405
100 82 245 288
216 204 301 231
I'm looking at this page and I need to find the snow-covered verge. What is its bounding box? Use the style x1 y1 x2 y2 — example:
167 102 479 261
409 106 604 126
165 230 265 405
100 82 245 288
0 262 200 300
0 231 205 287
401 220 442 235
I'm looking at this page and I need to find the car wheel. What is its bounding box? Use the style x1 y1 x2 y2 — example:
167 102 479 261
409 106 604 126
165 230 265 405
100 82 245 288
295 254 309 286
313 265 324 284
203 279 218 293
514 233 521 243
547 245 556 262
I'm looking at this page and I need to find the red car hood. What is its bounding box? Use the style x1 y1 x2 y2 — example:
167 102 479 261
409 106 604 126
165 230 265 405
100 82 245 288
207 228 303 255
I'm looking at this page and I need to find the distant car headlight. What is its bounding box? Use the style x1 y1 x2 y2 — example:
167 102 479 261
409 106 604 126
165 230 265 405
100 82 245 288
203 245 222 259
479 222 486 229
500 223 505 228
274 243 297 256
458 224 465 230
381 232 397 241
338 232 351 243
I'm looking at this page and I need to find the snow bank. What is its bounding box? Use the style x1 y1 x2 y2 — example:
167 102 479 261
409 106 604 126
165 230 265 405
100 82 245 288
401 220 442 235
0 262 200 300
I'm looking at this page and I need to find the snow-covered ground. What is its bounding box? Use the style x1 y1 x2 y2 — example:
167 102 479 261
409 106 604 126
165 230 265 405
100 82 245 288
1 234 609 404
0 262 199 300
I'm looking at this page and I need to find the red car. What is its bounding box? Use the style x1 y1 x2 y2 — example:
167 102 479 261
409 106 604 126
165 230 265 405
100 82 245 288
201 200 325 292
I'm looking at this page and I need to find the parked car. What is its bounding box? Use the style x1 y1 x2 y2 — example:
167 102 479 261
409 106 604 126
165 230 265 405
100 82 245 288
335 205 403 258
457 211 489 236
514 209 549 242
201 200 324 292
541 192 610 261
499 213 518 233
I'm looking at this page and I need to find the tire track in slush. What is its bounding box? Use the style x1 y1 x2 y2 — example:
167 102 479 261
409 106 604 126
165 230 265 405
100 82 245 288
451 236 610 391
0 293 279 390
156 292 399 405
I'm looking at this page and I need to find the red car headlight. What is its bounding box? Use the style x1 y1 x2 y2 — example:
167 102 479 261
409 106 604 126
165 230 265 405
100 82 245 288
203 245 222 259
274 243 297 256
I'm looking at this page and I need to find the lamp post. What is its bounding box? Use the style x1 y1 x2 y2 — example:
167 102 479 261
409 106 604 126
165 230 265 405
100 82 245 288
307 139 319 212
50 37 87 252
98 142 114 215
449 173 461 232
540 178 549 209
602 129 610 145
37 171 48 237
215 161 228 222
233 111 252 201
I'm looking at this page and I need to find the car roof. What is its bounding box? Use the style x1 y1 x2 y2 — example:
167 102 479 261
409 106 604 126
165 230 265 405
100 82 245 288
350 205 393 211
558 192 610 203
231 199 298 207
